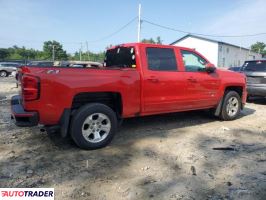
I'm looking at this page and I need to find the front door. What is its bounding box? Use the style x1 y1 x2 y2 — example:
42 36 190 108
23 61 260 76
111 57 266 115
180 50 221 108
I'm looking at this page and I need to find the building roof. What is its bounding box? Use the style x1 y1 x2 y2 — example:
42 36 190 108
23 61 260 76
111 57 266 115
170 34 252 51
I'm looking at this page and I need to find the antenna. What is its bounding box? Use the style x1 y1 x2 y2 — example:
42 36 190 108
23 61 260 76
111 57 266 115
137 4 141 42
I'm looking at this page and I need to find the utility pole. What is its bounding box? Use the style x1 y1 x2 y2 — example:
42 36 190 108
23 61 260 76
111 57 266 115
137 4 141 42
86 41 89 61
52 45 55 61
79 42 83 61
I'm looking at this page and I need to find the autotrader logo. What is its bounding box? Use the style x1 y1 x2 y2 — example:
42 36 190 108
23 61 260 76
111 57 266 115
0 188 54 200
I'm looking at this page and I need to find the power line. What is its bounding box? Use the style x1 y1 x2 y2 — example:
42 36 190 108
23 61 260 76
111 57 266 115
0 17 137 45
87 17 138 43
142 19 266 38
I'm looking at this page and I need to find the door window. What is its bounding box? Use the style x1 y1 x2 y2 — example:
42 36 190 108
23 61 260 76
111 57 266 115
181 50 207 72
146 48 178 71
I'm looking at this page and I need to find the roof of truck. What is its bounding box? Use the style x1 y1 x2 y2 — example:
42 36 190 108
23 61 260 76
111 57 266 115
108 42 194 51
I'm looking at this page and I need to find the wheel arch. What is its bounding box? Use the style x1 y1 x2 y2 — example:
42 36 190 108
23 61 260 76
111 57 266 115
214 85 244 116
224 85 243 98
71 92 123 118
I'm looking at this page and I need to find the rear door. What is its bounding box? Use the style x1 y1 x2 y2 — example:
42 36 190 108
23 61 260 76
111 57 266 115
141 46 188 114
179 49 221 108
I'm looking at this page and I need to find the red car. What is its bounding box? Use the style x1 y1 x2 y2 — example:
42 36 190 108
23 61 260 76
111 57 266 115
11 43 247 149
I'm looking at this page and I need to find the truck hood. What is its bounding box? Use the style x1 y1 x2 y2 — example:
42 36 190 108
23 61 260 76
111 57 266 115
216 68 246 84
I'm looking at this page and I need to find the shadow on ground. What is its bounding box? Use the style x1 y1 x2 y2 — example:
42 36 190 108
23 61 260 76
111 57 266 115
1 105 263 199
247 97 266 105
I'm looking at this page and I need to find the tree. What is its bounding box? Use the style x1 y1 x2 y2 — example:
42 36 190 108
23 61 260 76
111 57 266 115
17 46 28 59
141 38 155 44
156 36 162 44
0 41 106 62
141 36 162 44
0 48 10 60
43 40 68 60
251 42 266 55
70 51 105 62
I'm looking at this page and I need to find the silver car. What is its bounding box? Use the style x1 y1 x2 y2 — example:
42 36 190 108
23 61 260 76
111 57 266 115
0 62 20 77
242 59 266 97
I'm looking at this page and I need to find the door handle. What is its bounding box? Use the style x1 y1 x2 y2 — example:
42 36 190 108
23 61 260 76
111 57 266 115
147 76 159 83
187 77 197 83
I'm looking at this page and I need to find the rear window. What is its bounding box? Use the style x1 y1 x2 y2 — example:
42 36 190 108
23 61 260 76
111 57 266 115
105 47 136 68
243 61 266 72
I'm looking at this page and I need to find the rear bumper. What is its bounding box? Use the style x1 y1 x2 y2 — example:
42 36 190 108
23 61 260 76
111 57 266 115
11 95 39 127
247 85 266 97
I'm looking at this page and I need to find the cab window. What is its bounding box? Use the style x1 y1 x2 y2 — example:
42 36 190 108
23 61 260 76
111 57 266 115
181 50 207 72
146 48 178 71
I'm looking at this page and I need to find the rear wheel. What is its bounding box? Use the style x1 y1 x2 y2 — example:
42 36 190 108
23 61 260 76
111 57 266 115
0 71 8 77
220 91 241 120
70 103 118 150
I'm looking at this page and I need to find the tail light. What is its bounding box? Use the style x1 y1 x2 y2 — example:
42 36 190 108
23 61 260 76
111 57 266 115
22 75 40 101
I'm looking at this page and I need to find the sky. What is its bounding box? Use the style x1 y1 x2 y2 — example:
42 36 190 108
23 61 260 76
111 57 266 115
0 0 266 53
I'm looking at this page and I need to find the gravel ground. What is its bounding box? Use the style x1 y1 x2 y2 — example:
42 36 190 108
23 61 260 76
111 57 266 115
0 77 266 200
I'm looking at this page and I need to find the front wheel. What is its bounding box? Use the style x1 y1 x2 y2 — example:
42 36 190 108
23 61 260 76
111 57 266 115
0 71 8 77
70 103 118 150
220 91 241 120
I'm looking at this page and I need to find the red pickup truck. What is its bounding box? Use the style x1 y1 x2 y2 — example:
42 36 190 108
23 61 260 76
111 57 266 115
11 43 247 149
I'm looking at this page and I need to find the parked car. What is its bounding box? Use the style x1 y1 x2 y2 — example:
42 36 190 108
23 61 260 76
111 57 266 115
27 61 54 67
228 66 241 72
64 61 103 68
11 43 247 150
0 62 21 77
241 59 266 97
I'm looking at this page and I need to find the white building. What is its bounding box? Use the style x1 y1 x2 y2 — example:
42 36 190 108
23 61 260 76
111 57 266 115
171 34 262 68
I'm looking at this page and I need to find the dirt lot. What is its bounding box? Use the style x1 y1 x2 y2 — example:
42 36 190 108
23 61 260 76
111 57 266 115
0 77 266 200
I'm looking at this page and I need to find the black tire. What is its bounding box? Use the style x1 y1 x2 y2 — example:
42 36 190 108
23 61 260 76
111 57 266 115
219 91 241 121
0 70 8 77
70 103 118 150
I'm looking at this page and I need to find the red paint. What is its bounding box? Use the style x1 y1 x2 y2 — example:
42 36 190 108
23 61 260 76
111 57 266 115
17 43 247 125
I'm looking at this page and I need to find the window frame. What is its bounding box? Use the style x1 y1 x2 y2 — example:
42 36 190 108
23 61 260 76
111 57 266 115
146 47 178 72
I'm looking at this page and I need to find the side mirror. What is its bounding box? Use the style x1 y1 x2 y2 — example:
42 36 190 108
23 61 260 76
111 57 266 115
205 63 216 73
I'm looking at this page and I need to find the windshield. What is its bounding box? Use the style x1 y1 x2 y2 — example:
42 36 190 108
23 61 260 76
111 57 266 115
242 61 266 72
104 46 136 68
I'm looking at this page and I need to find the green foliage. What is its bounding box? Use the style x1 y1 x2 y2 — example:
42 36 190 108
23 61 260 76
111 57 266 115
0 45 45 61
1 41 122 62
141 36 162 44
70 51 105 62
43 40 68 60
251 42 266 55
0 48 10 59
0 40 73 61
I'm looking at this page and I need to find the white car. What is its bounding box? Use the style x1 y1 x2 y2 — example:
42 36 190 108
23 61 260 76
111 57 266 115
0 62 20 77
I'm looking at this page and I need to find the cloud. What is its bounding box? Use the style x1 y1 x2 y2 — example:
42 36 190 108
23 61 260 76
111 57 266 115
203 0 266 47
